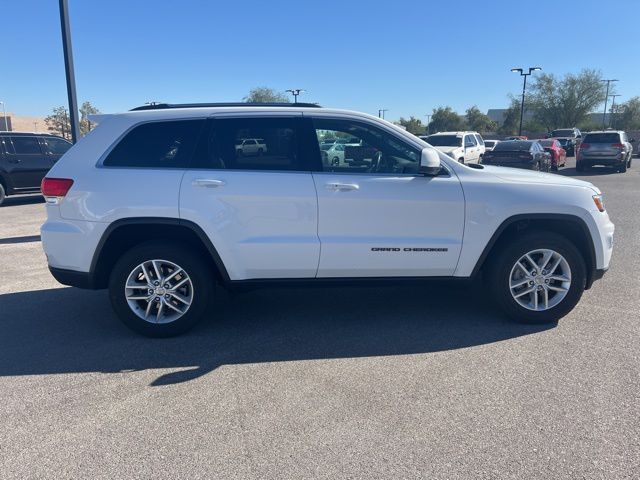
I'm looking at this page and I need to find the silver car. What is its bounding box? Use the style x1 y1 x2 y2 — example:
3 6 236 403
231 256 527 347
576 130 634 173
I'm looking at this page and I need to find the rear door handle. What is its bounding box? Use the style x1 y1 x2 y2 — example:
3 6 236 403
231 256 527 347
192 178 226 188
325 182 360 192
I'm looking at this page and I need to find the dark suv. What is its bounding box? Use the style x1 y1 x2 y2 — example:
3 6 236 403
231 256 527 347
0 132 72 205
576 130 634 173
549 128 582 156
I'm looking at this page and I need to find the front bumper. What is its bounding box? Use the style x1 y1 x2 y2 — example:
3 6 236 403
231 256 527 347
49 266 94 289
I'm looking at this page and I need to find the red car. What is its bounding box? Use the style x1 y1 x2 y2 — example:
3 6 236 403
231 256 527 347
540 139 566 171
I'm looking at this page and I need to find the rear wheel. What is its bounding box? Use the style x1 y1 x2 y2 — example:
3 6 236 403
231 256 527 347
108 241 214 337
487 232 586 324
576 161 585 172
619 159 627 173
0 183 5 206
458 157 465 164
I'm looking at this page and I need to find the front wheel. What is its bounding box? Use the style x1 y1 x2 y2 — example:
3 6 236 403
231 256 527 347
0 183 5 206
108 241 214 337
487 232 586 324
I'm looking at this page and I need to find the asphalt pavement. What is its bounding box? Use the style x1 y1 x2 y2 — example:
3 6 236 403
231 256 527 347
0 157 638 479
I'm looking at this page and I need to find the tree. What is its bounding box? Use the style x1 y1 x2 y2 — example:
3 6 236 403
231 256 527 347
611 96 640 130
465 106 497 133
243 87 289 103
79 101 100 136
528 69 607 130
45 106 71 140
397 116 425 135
498 98 521 136
429 107 466 133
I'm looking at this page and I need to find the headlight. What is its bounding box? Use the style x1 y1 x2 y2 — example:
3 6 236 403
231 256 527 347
593 194 605 212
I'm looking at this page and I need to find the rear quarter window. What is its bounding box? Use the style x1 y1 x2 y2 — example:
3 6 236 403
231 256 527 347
103 120 205 168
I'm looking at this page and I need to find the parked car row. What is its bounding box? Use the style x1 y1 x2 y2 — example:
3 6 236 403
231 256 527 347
0 132 72 205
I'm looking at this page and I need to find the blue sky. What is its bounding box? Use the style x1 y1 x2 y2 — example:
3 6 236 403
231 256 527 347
3 0 639 121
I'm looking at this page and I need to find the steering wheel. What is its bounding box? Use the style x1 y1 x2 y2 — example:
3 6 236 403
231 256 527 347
370 151 383 172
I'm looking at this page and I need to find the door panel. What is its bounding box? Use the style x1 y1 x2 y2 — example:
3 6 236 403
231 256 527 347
4 136 51 188
180 171 319 279
180 115 319 280
313 172 465 277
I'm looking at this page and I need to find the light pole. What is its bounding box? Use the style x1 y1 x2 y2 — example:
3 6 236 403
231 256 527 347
425 114 431 134
608 94 621 128
286 89 305 104
378 109 388 119
0 101 8 131
600 79 618 129
511 67 541 137
59 0 80 143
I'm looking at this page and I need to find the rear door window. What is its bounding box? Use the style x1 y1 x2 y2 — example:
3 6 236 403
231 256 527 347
103 120 205 168
207 117 302 171
10 136 42 155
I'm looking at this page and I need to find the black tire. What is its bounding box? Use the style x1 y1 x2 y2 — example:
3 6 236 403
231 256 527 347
257 148 263 156
551 164 558 172
619 160 627 173
576 161 585 172
0 183 5 206
108 241 214 337
458 157 465 164
487 231 587 324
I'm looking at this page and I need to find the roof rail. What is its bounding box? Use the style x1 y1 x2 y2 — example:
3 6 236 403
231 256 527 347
130 102 322 111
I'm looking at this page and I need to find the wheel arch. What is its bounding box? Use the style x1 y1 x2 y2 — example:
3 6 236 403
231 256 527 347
90 217 230 289
471 213 597 289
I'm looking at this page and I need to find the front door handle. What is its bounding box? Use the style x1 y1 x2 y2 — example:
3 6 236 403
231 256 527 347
192 178 226 188
325 182 360 192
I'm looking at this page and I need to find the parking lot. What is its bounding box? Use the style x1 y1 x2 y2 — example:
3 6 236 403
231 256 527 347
0 157 638 479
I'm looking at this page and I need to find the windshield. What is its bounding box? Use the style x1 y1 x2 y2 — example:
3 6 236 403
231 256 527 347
539 140 554 147
551 129 575 137
426 135 462 147
484 140 496 147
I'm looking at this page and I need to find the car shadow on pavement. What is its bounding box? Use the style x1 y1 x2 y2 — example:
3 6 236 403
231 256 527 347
557 166 620 177
0 283 553 386
0 195 45 207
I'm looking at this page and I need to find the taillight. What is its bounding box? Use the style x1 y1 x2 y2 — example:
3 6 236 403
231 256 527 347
611 143 624 150
579 143 590 150
41 177 74 203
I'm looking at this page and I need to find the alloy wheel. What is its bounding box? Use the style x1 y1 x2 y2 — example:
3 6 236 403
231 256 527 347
124 259 194 324
509 249 571 311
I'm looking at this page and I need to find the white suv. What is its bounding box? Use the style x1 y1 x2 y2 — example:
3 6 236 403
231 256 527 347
423 131 486 164
41 103 614 337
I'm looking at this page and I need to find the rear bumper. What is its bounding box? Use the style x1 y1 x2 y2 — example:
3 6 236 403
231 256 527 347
579 155 625 166
49 266 96 289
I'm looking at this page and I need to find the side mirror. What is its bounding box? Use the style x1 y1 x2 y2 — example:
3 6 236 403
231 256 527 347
420 147 441 175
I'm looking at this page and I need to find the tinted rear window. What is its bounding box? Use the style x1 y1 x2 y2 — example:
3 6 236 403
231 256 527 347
493 141 533 151
426 135 462 147
104 120 205 168
551 129 575 137
582 133 621 143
